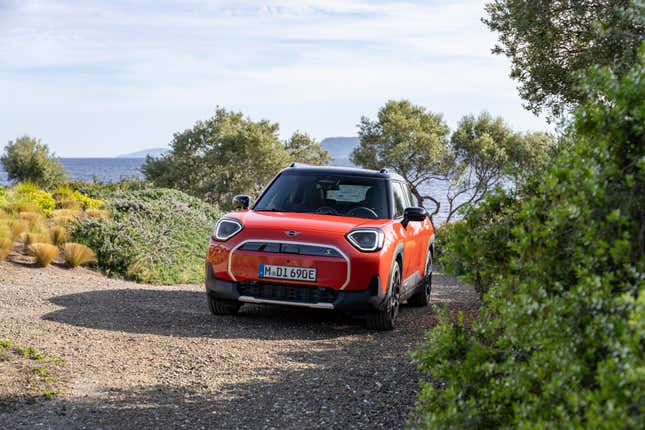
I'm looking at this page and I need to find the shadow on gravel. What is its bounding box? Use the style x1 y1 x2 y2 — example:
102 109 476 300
42 274 478 341
43 288 373 341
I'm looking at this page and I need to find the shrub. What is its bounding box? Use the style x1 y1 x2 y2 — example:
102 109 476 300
10 183 56 215
71 188 220 284
62 243 96 267
410 60 644 427
48 226 69 247
28 243 59 267
58 200 83 210
0 136 66 188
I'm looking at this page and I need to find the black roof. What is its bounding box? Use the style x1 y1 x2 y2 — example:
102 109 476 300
282 163 405 182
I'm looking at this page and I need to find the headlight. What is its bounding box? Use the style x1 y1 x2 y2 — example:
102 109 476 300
212 218 243 241
345 228 384 252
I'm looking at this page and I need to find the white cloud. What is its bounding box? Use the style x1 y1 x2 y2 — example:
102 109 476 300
0 0 548 157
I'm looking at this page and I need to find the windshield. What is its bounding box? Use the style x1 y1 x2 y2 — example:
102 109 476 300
254 172 389 219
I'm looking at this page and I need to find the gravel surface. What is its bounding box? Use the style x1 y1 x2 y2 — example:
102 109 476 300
0 261 478 429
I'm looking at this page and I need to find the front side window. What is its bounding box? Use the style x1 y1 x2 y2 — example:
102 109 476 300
392 182 409 218
254 172 389 219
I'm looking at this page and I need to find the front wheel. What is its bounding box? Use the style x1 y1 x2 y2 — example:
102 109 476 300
408 249 432 307
366 262 401 330
207 296 241 315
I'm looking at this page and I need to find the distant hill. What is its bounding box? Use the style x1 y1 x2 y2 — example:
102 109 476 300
118 148 167 158
320 137 359 166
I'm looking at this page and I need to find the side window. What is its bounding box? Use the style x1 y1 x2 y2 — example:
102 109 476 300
392 182 407 218
404 184 415 207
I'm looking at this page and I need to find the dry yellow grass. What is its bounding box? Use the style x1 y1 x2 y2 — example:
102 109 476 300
28 243 59 267
18 212 44 228
85 209 110 219
8 220 28 240
58 200 83 210
23 233 52 252
52 215 74 227
5 202 40 214
0 237 13 261
52 209 83 219
49 226 69 246
62 243 96 267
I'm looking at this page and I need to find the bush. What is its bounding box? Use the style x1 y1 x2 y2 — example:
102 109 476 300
0 136 66 188
6 182 56 216
71 188 220 284
410 60 644 427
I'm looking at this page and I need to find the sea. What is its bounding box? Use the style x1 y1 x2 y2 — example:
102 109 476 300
0 158 145 185
0 158 460 223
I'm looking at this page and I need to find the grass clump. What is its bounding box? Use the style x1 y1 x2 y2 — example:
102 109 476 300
48 226 69 246
15 344 45 360
71 188 219 284
0 339 10 349
85 209 110 218
0 237 13 261
28 243 59 267
63 242 96 267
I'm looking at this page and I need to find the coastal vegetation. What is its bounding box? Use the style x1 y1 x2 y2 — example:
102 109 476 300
70 188 219 284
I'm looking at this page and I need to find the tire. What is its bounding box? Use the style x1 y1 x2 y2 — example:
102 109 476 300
366 261 401 331
408 249 432 307
207 296 241 315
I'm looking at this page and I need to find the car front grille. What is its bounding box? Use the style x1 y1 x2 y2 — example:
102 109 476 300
237 282 338 304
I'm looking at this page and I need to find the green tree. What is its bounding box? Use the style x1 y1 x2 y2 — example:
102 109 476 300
446 112 554 222
483 0 645 117
351 100 454 217
411 54 644 429
1 136 67 188
284 132 331 165
142 108 290 207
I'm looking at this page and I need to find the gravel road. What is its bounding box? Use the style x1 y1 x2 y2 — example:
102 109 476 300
0 261 478 429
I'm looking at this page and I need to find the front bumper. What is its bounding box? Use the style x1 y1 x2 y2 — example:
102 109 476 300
205 263 386 313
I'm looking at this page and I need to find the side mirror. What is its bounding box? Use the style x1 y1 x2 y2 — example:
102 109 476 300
232 195 251 210
402 207 427 227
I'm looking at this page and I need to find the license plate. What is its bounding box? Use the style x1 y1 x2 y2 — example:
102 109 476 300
258 264 317 282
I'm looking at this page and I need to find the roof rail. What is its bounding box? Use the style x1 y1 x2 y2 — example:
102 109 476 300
289 162 311 168
379 168 389 174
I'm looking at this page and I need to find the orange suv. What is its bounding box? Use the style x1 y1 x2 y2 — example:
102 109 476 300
205 164 434 330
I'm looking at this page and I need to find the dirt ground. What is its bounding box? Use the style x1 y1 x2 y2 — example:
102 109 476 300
0 260 478 429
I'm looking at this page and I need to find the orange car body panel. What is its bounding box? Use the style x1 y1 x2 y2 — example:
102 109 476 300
206 210 434 294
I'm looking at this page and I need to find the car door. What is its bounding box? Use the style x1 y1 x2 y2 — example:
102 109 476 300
392 181 420 291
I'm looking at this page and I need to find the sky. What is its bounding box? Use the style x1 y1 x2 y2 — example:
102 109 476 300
0 0 550 157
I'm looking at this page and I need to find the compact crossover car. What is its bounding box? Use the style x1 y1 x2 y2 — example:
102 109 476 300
205 164 435 330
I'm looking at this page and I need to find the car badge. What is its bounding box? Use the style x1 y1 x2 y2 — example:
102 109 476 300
286 230 299 237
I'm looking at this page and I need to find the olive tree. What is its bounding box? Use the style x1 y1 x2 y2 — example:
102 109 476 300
1 135 67 188
351 100 455 217
483 0 644 118
142 108 291 208
446 112 554 222
351 101 554 223
285 132 331 165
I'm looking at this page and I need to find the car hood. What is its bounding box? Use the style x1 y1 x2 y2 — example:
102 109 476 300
227 210 389 236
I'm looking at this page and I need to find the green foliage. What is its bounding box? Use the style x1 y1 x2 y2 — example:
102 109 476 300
15 345 45 360
483 0 645 117
67 178 151 200
0 339 10 349
6 182 56 216
351 100 454 214
71 188 220 284
1 136 67 188
351 101 553 222
446 113 555 222
284 131 331 165
142 108 292 208
411 57 644 428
